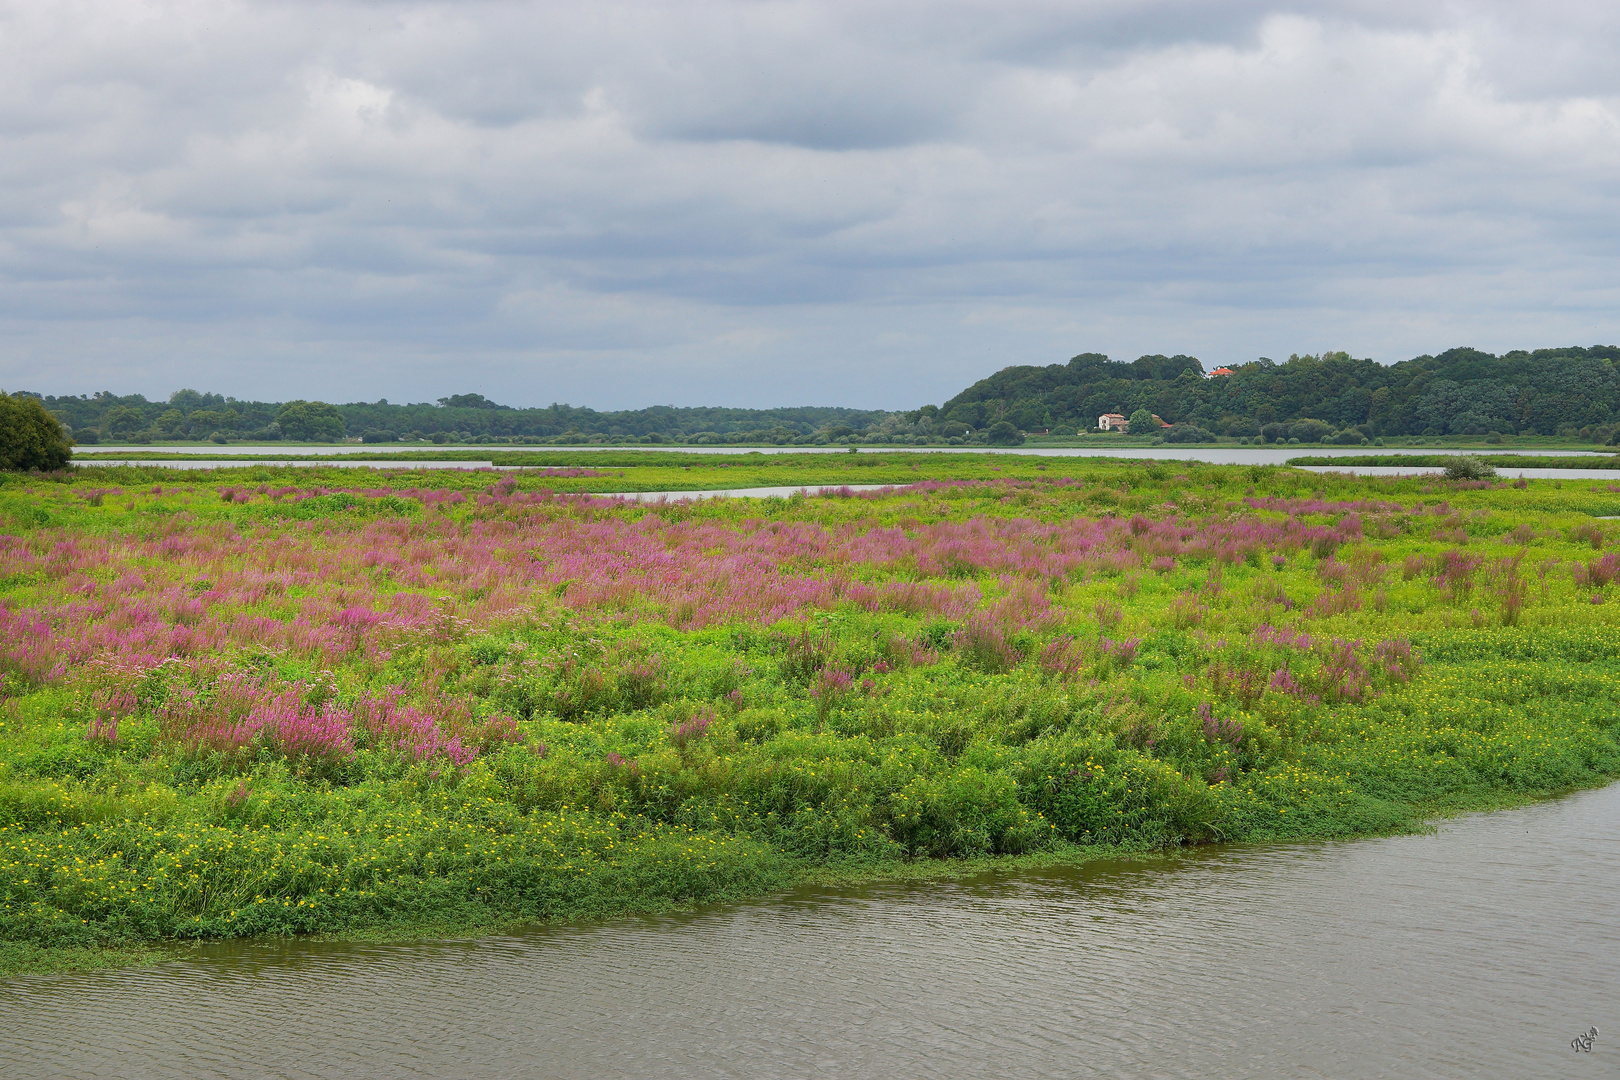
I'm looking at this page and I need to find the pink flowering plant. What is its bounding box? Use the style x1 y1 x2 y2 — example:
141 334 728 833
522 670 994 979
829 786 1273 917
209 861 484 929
0 455 1617 961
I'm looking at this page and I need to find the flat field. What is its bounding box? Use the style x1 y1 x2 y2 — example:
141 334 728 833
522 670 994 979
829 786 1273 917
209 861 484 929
3 457 1619 972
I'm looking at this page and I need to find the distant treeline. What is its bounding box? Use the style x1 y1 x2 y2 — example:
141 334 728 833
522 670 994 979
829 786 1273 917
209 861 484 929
942 346 1620 440
35 390 894 446
29 343 1620 447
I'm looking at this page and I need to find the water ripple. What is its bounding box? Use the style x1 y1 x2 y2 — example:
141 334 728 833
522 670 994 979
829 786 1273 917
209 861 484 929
4 785 1616 1079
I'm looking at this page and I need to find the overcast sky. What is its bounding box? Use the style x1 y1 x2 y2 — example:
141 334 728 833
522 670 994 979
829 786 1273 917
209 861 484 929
4 0 1620 409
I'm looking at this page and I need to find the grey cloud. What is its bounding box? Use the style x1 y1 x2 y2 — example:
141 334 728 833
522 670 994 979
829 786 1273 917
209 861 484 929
3 0 1620 409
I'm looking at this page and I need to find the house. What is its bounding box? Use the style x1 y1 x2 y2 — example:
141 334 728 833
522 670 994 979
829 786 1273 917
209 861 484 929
1152 414 1170 427
1098 413 1128 431
1209 367 1235 377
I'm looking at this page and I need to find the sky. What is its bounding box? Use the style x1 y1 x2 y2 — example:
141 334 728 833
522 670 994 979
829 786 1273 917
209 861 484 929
4 0 1620 411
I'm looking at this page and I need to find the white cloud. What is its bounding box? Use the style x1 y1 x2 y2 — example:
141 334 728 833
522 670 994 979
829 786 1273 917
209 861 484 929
3 0 1620 408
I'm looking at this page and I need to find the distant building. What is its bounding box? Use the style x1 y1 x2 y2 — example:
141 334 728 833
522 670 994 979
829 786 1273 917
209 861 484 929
1098 413 1128 431
1152 414 1170 427
1209 367 1235 377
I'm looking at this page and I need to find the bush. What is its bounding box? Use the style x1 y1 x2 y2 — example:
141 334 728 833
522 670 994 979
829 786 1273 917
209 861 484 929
1162 424 1216 444
1291 419 1333 444
886 768 1046 857
0 392 72 471
1442 455 1497 481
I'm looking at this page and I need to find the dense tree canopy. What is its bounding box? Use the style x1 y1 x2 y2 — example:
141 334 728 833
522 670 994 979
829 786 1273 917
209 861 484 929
0 392 73 471
29 343 1620 446
942 345 1620 438
275 401 346 442
37 390 892 445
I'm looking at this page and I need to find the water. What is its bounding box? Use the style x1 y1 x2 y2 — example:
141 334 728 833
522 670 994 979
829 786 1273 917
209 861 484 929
5 784 1615 1079
80 444 1618 463
74 444 1620 483
75 459 503 471
1298 465 1620 482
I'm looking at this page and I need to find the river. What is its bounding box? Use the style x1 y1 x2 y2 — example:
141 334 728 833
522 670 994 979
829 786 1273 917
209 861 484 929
80 443 1619 461
71 443 1620 483
3 783 1614 1079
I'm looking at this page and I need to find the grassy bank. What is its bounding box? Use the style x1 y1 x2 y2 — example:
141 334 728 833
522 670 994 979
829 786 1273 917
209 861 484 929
50 451 1237 495
2 459 1619 974
1288 453 1620 470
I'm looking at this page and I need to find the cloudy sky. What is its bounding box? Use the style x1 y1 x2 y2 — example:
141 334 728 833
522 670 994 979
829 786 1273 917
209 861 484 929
4 0 1619 409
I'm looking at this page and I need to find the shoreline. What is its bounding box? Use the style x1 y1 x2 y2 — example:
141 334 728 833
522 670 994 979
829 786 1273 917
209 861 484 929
7 772 1613 979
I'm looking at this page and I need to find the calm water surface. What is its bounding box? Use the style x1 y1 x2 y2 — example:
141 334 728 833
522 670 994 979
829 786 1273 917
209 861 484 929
4 784 1616 1079
80 444 1617 463
75 459 502 470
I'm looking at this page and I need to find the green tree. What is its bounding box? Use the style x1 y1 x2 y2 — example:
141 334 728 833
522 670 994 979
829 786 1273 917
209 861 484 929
275 401 346 441
0 392 73 471
1127 408 1156 435
100 405 145 437
186 409 225 437
986 420 1024 445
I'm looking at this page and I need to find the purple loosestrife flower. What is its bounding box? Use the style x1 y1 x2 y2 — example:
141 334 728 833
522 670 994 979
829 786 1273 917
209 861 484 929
670 707 715 750
1199 702 1244 745
1099 637 1140 666
1268 667 1305 698
809 667 854 700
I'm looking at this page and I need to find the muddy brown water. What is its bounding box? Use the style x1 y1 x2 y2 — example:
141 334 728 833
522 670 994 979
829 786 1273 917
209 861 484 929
3 783 1616 1079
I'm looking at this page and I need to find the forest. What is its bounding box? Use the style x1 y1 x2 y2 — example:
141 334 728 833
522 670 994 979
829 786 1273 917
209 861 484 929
23 344 1620 446
943 346 1620 440
37 391 889 446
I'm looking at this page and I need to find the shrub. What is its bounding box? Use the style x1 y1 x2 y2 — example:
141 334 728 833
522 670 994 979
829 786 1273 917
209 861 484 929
885 768 1045 857
1442 455 1496 481
0 392 72 471
1163 424 1216 443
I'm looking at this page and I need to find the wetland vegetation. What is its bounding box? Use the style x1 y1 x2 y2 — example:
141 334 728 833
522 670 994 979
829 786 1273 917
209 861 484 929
2 455 1618 973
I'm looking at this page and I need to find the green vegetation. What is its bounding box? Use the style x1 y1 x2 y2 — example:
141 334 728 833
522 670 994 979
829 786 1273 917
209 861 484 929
2 458 1619 973
0 392 72 472
38 389 891 447
1289 454 1620 470
58 451 1144 497
30 343 1620 449
945 345 1620 440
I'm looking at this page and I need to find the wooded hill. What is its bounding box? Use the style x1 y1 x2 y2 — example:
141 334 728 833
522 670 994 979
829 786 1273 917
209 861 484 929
28 343 1620 446
940 346 1620 439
